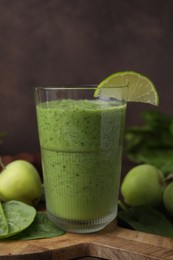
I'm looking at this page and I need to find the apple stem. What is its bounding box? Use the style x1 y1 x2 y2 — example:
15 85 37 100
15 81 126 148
163 173 173 185
0 156 5 170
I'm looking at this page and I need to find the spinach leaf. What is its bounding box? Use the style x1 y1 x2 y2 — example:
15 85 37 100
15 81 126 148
125 110 173 174
129 149 173 174
118 204 173 238
1 200 36 238
8 212 66 240
0 201 8 237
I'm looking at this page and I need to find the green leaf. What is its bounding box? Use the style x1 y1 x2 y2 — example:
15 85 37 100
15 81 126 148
1 200 36 238
142 110 173 130
118 205 173 238
0 201 8 237
8 212 66 240
125 110 173 174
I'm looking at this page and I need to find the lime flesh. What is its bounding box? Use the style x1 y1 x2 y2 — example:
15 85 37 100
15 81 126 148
94 71 159 106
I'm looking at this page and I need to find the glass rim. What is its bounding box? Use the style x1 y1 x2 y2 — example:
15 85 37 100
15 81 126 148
34 86 97 91
34 85 128 91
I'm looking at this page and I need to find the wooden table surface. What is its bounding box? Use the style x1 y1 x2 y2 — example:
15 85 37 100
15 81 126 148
1 220 173 259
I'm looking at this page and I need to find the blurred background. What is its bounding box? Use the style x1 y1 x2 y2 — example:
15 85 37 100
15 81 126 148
0 0 173 156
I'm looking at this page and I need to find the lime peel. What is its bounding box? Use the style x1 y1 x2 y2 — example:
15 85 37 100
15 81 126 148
94 71 159 106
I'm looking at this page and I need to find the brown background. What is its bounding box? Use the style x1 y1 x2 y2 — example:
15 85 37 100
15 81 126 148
0 0 173 155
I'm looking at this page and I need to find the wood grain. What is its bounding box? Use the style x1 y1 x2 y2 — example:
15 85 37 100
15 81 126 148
0 220 173 259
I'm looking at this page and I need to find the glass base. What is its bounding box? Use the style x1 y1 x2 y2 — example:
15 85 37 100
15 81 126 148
47 211 116 233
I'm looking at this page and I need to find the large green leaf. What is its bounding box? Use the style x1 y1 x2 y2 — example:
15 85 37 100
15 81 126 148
8 212 66 240
118 204 173 238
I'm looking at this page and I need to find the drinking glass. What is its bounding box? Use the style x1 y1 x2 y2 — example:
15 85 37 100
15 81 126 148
34 86 127 233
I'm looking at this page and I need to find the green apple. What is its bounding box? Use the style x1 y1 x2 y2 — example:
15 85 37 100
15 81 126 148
0 160 42 206
121 164 164 207
163 182 173 216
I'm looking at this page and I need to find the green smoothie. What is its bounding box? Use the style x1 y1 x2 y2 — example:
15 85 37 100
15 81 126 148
36 99 126 228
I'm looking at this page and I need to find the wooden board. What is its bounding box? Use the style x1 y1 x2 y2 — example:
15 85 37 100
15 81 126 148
0 220 173 259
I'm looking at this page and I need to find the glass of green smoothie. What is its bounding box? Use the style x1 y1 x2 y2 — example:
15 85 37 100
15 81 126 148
34 86 127 233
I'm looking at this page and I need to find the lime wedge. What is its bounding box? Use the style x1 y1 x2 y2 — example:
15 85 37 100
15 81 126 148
94 71 159 106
